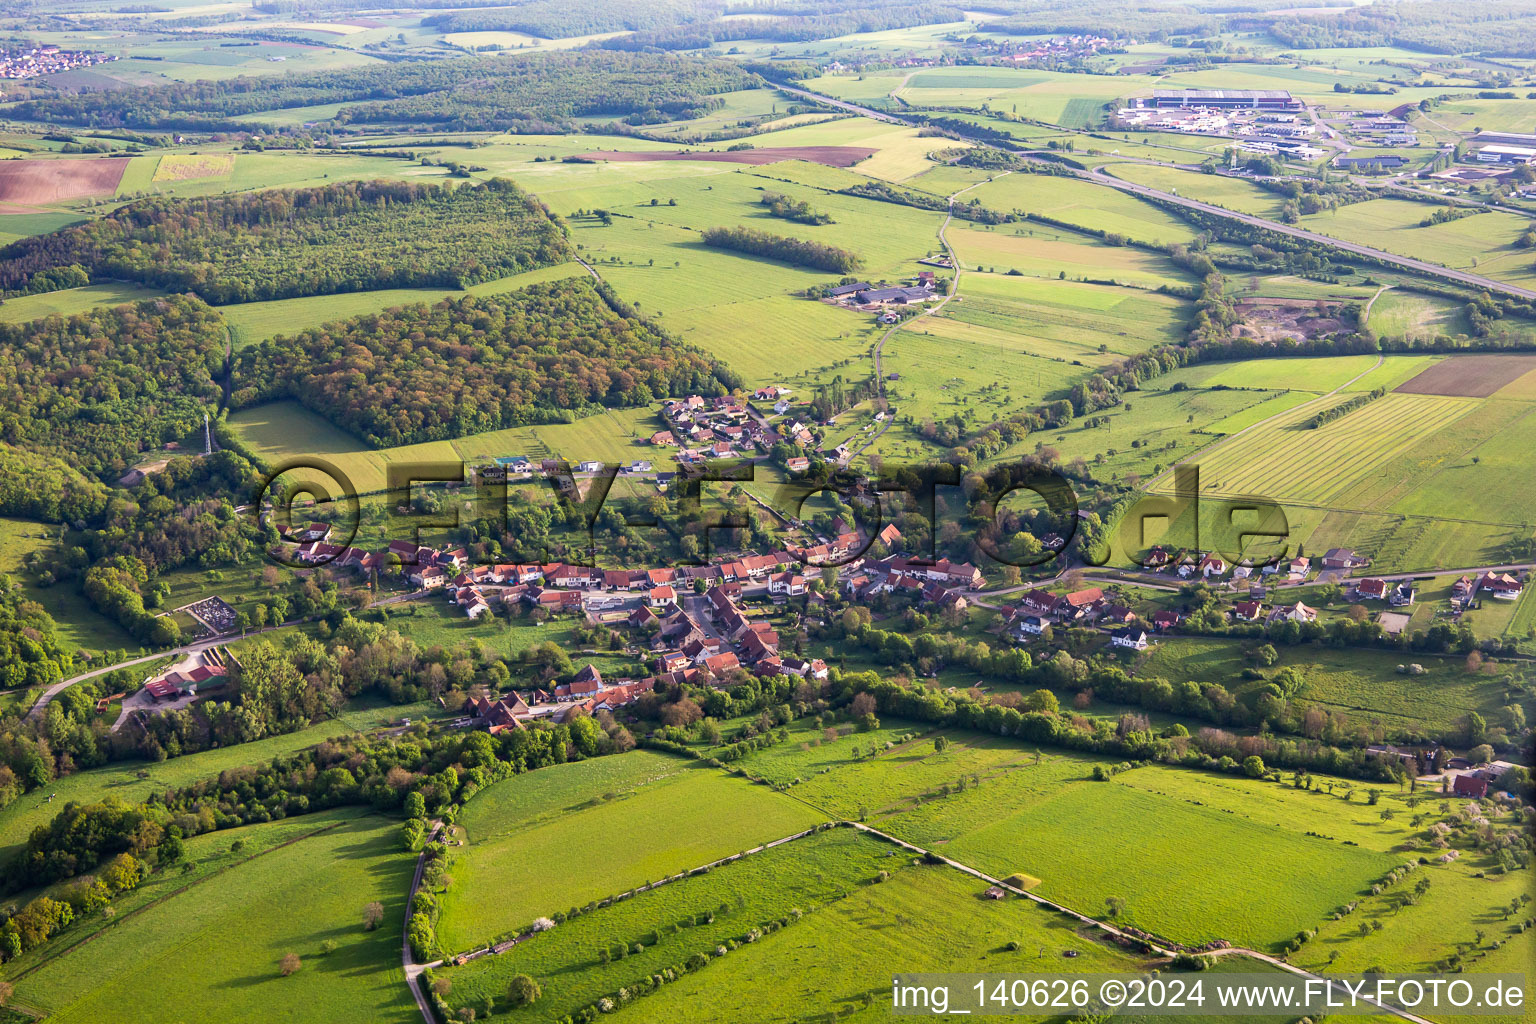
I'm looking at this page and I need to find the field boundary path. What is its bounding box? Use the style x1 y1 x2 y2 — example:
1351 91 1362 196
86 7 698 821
403 819 445 1023
411 823 827 1022
775 83 1536 301
845 822 1441 1024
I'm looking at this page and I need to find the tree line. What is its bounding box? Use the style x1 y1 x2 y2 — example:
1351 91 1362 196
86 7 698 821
700 225 862 273
1304 387 1385 428
0 178 570 304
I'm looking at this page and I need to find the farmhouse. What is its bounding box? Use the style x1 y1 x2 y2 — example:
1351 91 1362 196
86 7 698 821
854 285 932 306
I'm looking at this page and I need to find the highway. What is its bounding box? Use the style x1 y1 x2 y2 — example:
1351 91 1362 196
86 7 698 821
774 83 1536 301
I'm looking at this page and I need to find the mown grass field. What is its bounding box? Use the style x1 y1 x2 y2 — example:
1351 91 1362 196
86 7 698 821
437 827 903 1022
0 281 163 324
1120 768 1535 986
437 755 827 950
623 862 1142 1023
226 399 661 496
956 171 1196 244
945 221 1195 290
152 151 236 182
9 813 416 1024
874 272 1191 459
1173 392 1481 505
1367 289 1472 341
889 65 1155 127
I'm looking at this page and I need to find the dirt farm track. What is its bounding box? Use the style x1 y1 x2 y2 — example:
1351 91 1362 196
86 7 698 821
574 145 876 167
1393 353 1536 397
0 158 127 205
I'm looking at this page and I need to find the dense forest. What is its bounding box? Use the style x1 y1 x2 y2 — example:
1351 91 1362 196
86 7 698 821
599 2 964 50
1265 0 1536 57
0 179 569 304
424 0 716 39
232 278 739 447
0 582 73 693
12 51 761 133
0 444 112 524
700 225 862 273
0 297 225 476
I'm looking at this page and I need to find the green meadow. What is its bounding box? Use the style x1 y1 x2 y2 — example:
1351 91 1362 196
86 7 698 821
0 696 432 867
437 827 901 1022
623 863 1142 1024
436 755 827 950
959 172 1197 245
1102 163 1288 219
9 813 416 1024
0 282 164 324
219 261 587 348
882 760 1396 951
1136 637 1513 734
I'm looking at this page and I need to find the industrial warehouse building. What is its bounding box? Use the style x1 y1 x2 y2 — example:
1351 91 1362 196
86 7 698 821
1146 89 1302 110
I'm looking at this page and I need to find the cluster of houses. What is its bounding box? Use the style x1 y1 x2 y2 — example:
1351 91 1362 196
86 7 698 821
651 394 783 464
458 580 833 734
1365 744 1522 798
1007 586 1151 650
463 665 655 733
1231 598 1319 626
0 44 114 80
1141 547 1371 588
839 549 983 603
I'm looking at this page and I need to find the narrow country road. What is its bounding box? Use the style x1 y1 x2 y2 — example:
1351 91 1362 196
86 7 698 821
774 83 1536 301
847 172 1002 465
25 589 433 723
403 820 444 1022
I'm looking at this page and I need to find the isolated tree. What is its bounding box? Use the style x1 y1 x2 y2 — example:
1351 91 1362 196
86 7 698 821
507 974 542 1007
280 953 302 977
363 901 385 931
934 735 950 753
